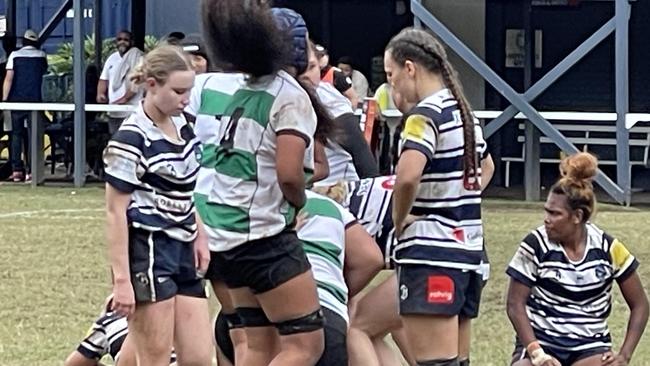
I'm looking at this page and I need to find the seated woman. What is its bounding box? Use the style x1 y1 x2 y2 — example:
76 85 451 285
506 152 649 366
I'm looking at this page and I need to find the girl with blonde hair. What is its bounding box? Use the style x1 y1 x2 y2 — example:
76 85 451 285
103 45 212 366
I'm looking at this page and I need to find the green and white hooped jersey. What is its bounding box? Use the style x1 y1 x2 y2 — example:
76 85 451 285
298 190 357 324
193 71 317 252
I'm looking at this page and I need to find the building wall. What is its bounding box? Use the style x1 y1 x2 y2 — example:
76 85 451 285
421 0 486 109
145 0 200 39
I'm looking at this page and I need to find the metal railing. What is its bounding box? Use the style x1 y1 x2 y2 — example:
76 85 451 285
0 102 133 187
2 101 649 191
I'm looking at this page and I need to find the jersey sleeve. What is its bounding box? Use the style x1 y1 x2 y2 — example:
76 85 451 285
340 206 358 228
6 52 15 70
609 238 639 281
400 113 438 160
271 86 316 148
102 129 144 193
76 318 108 360
185 74 210 117
506 232 542 287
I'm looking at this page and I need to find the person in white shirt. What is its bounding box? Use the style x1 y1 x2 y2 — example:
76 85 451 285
96 30 143 134
337 56 370 100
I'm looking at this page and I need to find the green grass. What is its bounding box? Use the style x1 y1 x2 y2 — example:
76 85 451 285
1 186 649 365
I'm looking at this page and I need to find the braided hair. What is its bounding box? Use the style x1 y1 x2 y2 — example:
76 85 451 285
386 28 479 190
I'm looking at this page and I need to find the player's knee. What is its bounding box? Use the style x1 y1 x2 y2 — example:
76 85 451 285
176 349 212 366
417 357 460 366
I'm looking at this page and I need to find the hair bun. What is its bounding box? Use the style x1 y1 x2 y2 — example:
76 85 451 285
129 61 147 86
560 152 598 183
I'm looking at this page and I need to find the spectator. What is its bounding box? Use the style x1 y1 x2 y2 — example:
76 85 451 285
181 34 210 74
315 44 359 107
1 29 48 182
162 31 186 46
337 56 369 100
96 30 143 134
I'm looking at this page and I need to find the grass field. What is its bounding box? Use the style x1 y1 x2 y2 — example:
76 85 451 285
1 185 650 365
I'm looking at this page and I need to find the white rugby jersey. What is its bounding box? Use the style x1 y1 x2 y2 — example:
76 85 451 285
77 304 177 364
507 223 639 351
103 102 201 242
316 82 353 119
299 190 357 323
346 176 394 260
193 70 316 251
394 89 488 271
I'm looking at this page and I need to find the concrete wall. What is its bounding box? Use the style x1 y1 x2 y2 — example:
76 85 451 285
421 0 485 109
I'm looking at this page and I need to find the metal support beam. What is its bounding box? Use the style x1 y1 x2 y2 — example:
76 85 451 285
73 0 86 187
37 0 73 48
615 0 631 204
523 0 540 201
30 111 44 187
94 0 103 71
484 17 616 138
322 0 331 48
4 0 17 53
131 0 146 51
414 0 422 28
411 0 626 203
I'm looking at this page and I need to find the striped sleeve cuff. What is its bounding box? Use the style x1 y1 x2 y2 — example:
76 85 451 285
506 266 535 287
401 140 434 161
616 258 639 282
76 344 101 360
104 173 138 193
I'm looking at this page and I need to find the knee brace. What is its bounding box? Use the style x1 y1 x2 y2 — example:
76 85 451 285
223 312 244 329
214 312 236 363
459 359 470 366
417 357 460 366
236 307 272 327
275 308 324 335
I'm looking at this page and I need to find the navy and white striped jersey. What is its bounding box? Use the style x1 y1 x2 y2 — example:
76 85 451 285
507 224 639 352
394 89 487 271
103 102 201 243
77 310 177 364
346 176 395 260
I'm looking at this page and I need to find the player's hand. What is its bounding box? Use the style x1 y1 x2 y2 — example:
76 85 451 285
194 231 210 278
403 214 421 227
529 343 561 366
602 351 629 366
294 212 309 232
396 214 421 237
540 359 561 366
96 94 108 103
112 280 135 317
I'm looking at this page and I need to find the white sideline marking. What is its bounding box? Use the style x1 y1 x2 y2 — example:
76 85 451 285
0 208 103 218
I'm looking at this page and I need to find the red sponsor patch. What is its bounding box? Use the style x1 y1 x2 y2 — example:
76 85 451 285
381 176 396 190
452 228 465 243
427 275 454 304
